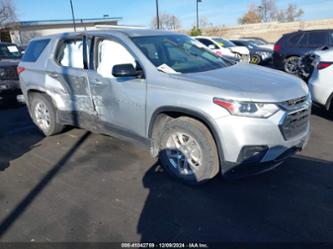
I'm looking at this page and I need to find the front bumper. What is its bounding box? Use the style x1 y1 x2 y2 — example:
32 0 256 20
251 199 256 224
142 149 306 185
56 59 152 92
214 107 310 175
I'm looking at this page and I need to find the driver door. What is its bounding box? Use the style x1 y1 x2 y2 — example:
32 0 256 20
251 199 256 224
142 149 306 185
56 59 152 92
87 37 146 137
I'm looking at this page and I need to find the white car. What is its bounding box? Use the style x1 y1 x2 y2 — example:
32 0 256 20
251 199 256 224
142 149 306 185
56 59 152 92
194 36 250 62
308 48 333 111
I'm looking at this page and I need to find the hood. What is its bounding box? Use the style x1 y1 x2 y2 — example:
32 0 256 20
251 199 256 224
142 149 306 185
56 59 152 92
229 46 250 55
170 63 308 102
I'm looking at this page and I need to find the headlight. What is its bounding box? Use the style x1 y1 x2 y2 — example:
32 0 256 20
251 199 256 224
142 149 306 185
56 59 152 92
213 98 279 118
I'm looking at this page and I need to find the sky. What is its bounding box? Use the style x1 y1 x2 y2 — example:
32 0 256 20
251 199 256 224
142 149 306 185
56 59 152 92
14 0 333 28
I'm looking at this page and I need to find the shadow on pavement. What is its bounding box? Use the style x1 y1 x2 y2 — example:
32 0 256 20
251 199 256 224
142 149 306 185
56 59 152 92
138 155 333 242
312 105 333 121
0 131 91 238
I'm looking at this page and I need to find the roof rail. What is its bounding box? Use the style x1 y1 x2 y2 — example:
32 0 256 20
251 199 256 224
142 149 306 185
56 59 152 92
95 25 147 30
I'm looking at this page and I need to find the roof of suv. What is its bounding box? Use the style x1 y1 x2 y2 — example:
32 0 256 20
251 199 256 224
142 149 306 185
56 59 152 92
37 29 180 40
284 29 333 36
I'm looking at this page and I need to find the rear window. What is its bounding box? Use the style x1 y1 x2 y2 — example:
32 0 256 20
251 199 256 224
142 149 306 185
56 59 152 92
22 39 50 62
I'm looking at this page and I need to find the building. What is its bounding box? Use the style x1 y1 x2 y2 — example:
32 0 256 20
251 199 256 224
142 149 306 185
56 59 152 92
0 17 122 45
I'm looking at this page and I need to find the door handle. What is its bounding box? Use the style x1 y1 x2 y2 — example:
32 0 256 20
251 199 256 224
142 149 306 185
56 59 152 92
48 72 59 79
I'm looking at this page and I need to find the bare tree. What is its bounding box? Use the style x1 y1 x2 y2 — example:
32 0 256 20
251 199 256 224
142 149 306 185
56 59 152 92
257 0 278 22
238 3 261 24
239 0 304 24
285 4 304 22
0 0 16 25
151 12 181 30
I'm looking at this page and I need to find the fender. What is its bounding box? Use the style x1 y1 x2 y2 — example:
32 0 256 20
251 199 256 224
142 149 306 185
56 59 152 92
325 92 333 111
148 106 225 169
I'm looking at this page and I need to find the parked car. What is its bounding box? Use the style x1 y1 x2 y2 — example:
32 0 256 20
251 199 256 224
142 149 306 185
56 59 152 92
273 29 333 74
19 30 311 184
245 38 274 50
194 36 250 62
231 39 273 65
0 42 22 102
304 47 333 112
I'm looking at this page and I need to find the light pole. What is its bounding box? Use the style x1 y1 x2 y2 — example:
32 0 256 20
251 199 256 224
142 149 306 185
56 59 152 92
69 0 77 32
196 0 202 29
155 0 160 29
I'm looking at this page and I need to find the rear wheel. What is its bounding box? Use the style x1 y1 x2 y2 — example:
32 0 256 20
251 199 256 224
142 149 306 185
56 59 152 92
158 117 219 185
284 56 300 74
30 93 64 136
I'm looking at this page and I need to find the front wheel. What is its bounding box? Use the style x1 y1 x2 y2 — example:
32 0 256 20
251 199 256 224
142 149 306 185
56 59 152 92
158 117 219 185
250 54 262 64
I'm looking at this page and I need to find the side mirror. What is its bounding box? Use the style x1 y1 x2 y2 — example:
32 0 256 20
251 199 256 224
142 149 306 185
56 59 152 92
208 44 216 50
112 64 139 77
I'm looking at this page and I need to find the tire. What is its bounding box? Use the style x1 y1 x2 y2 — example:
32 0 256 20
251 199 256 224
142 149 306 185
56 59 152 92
284 56 300 74
158 116 219 185
30 93 64 136
250 55 261 65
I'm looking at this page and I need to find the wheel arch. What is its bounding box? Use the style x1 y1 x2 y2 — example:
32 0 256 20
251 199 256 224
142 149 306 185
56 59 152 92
325 92 333 111
148 106 225 166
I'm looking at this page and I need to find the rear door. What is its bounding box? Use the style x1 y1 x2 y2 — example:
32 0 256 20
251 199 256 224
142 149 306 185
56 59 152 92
87 36 147 137
49 35 95 126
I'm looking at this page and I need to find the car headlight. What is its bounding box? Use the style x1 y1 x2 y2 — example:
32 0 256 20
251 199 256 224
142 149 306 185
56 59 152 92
213 98 279 118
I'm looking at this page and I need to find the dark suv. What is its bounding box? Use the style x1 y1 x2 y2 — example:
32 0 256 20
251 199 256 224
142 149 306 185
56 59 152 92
0 42 22 102
273 29 333 74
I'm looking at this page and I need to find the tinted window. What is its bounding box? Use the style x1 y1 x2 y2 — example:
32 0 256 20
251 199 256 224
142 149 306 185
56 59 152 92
330 32 333 46
308 32 328 47
22 39 50 62
289 33 302 45
298 33 308 46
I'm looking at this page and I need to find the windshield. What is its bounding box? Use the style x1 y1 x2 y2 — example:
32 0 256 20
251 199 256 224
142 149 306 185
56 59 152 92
132 35 229 74
0 44 22 59
212 38 236 48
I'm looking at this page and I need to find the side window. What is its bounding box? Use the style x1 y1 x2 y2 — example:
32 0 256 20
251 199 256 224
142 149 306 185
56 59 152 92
136 42 160 65
96 39 136 78
22 39 50 62
298 33 308 47
308 32 328 47
56 39 84 69
289 33 302 45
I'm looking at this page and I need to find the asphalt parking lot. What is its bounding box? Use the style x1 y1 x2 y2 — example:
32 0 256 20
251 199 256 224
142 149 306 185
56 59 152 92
0 101 333 243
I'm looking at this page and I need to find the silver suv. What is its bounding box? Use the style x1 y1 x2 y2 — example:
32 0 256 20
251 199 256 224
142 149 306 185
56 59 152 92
18 30 311 184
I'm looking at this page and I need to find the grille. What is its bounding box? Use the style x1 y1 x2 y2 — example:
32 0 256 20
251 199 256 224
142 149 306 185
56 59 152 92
0 66 19 80
280 108 310 140
280 96 307 110
279 95 311 140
